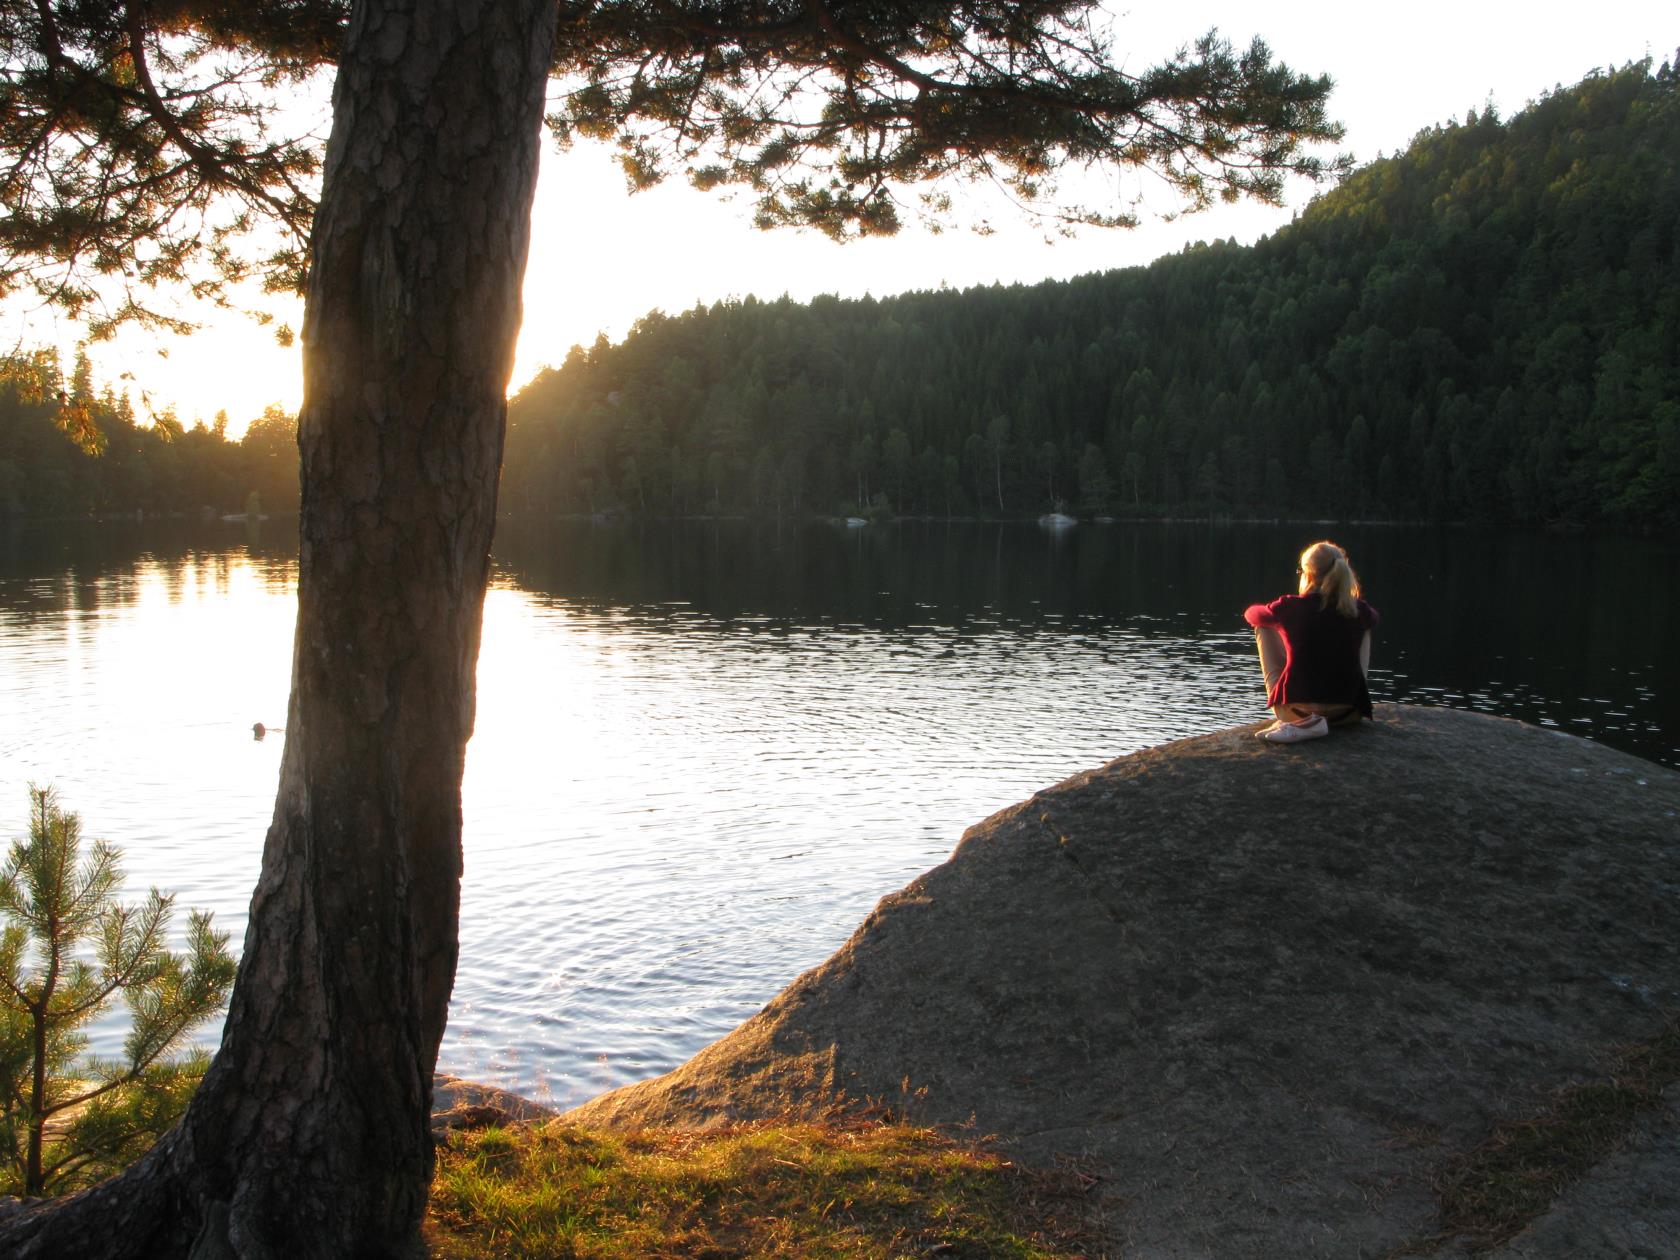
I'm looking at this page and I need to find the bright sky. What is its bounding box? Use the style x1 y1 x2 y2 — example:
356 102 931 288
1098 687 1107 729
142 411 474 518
8 1 1672 436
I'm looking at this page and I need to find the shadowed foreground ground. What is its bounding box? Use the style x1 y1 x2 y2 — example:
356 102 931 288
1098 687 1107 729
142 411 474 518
567 704 1680 1258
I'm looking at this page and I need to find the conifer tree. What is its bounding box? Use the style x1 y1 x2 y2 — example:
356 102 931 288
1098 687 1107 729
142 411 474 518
0 3 1352 1253
0 789 235 1198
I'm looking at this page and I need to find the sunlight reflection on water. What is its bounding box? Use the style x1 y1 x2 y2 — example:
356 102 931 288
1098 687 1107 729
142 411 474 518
452 587 1251 1104
0 519 1674 1106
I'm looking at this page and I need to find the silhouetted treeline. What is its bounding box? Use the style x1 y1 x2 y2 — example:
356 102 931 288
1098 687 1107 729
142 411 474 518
503 58 1680 529
0 352 298 519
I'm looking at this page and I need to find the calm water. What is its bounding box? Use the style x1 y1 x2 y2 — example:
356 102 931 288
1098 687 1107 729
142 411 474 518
0 518 1675 1105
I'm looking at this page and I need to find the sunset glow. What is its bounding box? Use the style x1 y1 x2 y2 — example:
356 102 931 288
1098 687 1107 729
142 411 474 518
4 0 1670 436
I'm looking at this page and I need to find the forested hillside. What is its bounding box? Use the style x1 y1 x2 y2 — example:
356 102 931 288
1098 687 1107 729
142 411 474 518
504 58 1680 528
4 59 1674 529
0 351 299 519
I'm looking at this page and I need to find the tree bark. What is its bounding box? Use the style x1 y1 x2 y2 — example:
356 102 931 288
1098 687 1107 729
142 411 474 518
0 0 557 1254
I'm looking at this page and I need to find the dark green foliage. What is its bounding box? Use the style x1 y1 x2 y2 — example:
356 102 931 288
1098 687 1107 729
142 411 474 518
553 4 1346 239
503 58 1680 530
0 788 236 1196
0 352 298 520
4 1 1342 332
0 0 330 331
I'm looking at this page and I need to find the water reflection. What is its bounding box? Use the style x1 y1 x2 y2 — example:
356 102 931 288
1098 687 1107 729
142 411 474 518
0 518 1675 1105
495 517 1268 625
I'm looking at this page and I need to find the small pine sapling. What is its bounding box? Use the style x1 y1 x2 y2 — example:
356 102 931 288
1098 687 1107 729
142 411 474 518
0 787 236 1196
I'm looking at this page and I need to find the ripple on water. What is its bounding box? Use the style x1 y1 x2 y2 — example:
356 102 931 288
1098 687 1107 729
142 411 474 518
2 525 1675 1102
437 602 1259 1103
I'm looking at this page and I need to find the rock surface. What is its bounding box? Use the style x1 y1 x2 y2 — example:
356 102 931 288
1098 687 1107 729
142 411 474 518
566 704 1680 1258
431 1074 556 1134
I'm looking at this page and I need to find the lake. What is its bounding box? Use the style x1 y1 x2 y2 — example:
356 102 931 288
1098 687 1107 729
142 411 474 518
1 518 1675 1106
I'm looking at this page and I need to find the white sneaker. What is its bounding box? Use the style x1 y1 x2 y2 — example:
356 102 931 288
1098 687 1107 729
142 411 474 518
1259 714 1329 744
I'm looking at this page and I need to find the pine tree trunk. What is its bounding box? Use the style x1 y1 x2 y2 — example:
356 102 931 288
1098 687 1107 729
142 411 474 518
0 0 556 1254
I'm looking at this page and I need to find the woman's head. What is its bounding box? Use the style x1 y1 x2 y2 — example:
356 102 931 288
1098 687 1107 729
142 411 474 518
1297 540 1361 616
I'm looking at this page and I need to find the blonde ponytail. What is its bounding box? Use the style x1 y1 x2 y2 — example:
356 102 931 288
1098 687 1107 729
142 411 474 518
1298 540 1361 617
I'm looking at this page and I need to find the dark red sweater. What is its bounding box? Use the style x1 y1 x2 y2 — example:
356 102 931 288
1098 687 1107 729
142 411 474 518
1243 593 1380 717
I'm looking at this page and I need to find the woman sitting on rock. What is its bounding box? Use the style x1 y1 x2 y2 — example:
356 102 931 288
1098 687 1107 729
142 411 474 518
1244 540 1379 744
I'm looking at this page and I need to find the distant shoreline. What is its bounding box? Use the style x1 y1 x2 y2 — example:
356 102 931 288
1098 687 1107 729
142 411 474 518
4 508 1664 539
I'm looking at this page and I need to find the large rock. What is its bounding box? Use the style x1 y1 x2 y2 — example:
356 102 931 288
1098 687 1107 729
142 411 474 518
567 705 1680 1257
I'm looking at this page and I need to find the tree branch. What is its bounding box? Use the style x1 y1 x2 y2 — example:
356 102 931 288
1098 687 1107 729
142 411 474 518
122 3 304 232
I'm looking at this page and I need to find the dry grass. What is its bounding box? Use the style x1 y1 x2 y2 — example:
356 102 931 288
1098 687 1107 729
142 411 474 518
1427 1017 1680 1252
426 1117 1104 1259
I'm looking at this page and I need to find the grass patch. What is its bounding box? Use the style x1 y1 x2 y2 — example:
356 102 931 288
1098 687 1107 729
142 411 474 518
1428 1017 1680 1252
426 1117 1102 1259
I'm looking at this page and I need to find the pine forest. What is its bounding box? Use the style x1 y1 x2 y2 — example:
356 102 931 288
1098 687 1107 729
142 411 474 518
3 58 1677 531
